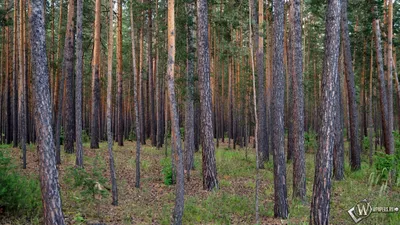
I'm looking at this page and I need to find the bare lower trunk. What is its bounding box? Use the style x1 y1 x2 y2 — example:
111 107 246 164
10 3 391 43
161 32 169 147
130 4 142 189
29 0 65 223
197 0 218 191
341 0 360 170
75 0 84 168
272 0 288 218
107 0 118 205
184 0 195 180
310 0 341 224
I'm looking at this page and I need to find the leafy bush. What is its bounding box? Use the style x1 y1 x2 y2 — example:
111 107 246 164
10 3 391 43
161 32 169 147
373 131 400 185
82 129 90 143
305 131 317 152
0 151 41 219
65 155 108 201
128 129 136 141
161 157 173 185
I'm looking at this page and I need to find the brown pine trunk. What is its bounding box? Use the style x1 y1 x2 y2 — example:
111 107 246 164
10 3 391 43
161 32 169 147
18 0 27 169
368 37 374 166
130 3 142 188
272 0 288 218
341 0 361 170
107 0 118 205
393 51 400 130
185 0 196 179
13 0 18 148
117 0 124 146
90 0 101 149
75 0 84 167
310 0 341 223
148 1 156 146
387 0 394 137
29 0 65 223
167 0 185 222
290 0 306 201
197 0 218 191
63 0 75 154
373 16 394 155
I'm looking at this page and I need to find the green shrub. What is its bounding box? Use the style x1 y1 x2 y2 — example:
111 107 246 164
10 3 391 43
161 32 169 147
305 131 317 152
161 157 173 185
128 129 136 141
65 154 108 201
0 151 42 218
82 130 90 143
374 132 400 185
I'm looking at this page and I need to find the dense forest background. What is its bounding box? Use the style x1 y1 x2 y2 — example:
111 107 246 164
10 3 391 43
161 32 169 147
0 0 399 224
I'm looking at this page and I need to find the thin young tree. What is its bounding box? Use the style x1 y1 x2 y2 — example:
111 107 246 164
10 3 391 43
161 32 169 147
310 0 341 223
341 0 361 170
90 0 101 149
29 0 65 223
272 0 288 218
184 0 195 180
75 0 83 168
107 0 118 205
130 1 142 188
167 0 185 222
197 0 218 191
117 0 124 146
248 0 259 221
290 0 306 200
18 0 27 169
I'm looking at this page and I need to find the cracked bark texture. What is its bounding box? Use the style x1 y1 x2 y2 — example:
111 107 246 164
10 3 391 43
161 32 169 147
310 0 341 224
29 0 65 223
197 0 218 191
272 0 288 218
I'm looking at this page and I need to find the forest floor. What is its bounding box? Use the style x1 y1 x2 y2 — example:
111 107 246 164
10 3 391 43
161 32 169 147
1 139 400 225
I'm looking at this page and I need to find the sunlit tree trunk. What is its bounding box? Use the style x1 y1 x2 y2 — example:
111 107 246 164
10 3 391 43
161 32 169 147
167 0 185 222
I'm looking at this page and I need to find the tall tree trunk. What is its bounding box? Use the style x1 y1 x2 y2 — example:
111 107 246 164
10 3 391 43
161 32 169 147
368 37 374 166
131 2 142 188
360 39 367 137
290 0 305 200
75 0 84 168
53 0 64 163
107 0 118 205
18 0 27 169
29 0 65 223
334 42 345 180
271 0 288 219
197 0 219 191
341 0 361 170
64 0 75 154
117 0 124 146
310 0 341 223
13 0 18 148
148 1 156 146
393 52 400 131
373 17 394 155
167 0 185 222
254 0 268 168
90 0 101 149
184 0 195 180
387 0 394 138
